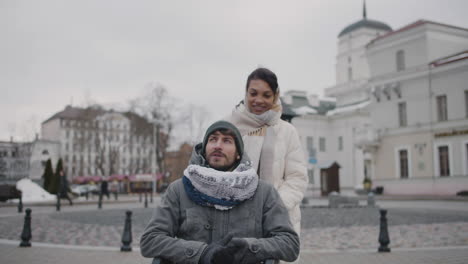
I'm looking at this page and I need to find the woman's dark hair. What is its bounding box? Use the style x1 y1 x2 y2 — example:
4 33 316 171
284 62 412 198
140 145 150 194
245 67 278 94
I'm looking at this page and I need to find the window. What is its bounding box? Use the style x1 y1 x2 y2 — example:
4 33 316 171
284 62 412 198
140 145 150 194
399 149 409 179
307 169 314 184
306 136 314 157
438 145 450 176
319 137 326 152
465 91 468 117
465 142 468 176
436 95 447 121
338 136 343 151
398 102 407 127
396 50 405 71
348 67 353 81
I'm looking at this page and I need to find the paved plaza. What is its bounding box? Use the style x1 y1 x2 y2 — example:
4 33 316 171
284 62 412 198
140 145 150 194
1 195 468 263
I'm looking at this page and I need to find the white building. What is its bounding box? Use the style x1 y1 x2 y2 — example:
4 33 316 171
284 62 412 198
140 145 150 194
0 137 59 184
366 20 468 195
284 6 392 196
285 7 468 196
41 105 157 179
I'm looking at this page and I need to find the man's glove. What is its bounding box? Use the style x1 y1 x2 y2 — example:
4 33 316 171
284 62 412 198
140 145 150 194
227 237 266 264
199 234 235 264
226 238 263 264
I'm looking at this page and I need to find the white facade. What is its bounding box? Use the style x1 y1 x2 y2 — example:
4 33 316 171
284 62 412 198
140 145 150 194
285 12 392 196
286 15 468 196
292 109 371 196
28 139 60 182
366 20 468 195
0 138 59 184
41 105 157 179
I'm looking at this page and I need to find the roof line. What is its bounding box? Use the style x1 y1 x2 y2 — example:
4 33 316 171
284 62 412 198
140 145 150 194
430 50 468 67
368 19 468 47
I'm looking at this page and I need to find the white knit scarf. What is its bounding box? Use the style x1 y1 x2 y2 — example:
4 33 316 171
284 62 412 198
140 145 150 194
184 162 258 210
227 98 282 179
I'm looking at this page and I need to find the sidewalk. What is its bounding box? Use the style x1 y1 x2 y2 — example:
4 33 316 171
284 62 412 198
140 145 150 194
1 195 468 263
1 241 468 264
0 193 152 207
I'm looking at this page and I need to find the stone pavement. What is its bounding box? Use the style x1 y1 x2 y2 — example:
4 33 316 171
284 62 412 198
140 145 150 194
1 242 468 264
1 195 468 263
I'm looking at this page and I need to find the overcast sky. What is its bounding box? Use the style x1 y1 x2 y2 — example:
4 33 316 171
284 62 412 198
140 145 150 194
2 0 468 144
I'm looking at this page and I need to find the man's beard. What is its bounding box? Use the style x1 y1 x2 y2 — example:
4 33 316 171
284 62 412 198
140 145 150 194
208 153 234 171
210 163 233 172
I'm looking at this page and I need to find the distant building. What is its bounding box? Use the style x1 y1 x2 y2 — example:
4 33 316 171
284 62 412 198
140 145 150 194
283 4 392 196
41 105 158 180
0 140 31 184
0 137 59 184
366 21 468 195
28 139 60 182
284 5 468 196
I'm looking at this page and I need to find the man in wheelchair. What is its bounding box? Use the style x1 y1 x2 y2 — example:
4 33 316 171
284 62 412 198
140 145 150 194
140 121 299 264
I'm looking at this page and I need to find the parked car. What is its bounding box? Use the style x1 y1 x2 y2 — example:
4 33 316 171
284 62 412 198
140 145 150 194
0 184 21 202
71 185 89 196
88 184 99 195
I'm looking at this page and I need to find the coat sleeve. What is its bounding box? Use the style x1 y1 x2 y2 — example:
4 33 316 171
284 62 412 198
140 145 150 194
277 123 308 210
238 184 300 262
140 182 207 264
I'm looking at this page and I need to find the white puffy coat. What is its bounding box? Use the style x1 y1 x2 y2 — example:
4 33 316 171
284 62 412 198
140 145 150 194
242 119 307 234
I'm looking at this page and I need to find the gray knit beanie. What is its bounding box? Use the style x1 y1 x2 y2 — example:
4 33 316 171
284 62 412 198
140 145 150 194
201 120 244 158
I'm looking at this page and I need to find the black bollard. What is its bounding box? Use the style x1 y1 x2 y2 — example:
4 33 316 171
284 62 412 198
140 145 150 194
150 190 153 203
144 191 148 208
85 191 89 201
56 194 61 211
378 209 391 252
121 210 133 251
18 196 23 213
98 192 102 209
19 208 32 247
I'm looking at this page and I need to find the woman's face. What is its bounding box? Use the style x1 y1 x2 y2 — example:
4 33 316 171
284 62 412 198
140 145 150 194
246 79 275 115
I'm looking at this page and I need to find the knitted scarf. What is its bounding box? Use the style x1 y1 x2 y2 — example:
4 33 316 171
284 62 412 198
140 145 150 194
183 144 258 210
227 95 282 179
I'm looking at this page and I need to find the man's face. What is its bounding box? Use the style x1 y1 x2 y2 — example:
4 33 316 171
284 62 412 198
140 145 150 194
205 131 239 171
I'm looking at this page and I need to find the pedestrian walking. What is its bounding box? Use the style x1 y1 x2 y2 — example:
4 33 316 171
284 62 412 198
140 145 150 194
100 179 110 200
59 170 73 206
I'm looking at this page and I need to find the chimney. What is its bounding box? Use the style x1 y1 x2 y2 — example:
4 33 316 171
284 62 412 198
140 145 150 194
10 136 13 143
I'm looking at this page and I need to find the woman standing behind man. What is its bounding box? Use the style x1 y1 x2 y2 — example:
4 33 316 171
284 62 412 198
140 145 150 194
226 67 308 242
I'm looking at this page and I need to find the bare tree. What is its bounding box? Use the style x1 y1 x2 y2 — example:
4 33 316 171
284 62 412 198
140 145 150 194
131 82 175 174
187 104 212 144
17 115 39 141
93 122 121 176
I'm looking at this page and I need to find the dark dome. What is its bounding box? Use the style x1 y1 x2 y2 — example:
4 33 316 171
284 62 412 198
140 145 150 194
338 18 392 37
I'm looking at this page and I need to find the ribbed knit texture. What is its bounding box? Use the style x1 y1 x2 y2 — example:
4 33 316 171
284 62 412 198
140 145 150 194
183 162 258 210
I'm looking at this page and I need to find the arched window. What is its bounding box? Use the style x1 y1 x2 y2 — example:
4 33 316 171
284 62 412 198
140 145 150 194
396 50 405 71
